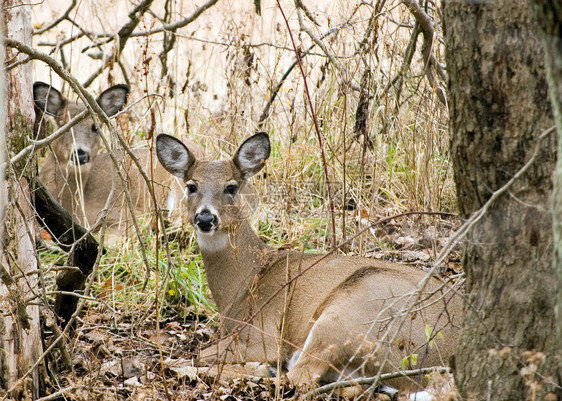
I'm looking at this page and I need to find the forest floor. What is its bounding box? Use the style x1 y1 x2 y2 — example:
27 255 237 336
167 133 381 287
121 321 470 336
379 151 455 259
41 215 461 401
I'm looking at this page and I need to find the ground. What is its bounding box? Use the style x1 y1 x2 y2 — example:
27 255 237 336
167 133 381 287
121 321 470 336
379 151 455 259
39 212 461 401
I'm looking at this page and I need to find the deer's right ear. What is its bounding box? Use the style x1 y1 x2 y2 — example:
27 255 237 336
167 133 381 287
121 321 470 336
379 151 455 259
156 134 196 180
33 82 65 116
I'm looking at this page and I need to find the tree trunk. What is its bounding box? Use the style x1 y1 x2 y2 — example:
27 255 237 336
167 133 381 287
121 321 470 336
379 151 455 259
442 1 561 399
531 0 562 392
0 1 43 399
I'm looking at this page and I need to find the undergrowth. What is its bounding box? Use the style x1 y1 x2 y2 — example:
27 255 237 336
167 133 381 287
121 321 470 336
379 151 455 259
34 0 454 343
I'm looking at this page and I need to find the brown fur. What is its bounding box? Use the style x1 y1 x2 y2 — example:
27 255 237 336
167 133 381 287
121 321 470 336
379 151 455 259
156 132 463 393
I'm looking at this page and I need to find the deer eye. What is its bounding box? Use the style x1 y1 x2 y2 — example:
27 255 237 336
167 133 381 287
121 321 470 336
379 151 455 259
187 183 197 194
225 184 238 195
91 124 99 133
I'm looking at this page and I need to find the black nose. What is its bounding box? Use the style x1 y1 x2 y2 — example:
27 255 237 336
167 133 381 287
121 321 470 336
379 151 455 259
72 149 90 165
194 210 218 232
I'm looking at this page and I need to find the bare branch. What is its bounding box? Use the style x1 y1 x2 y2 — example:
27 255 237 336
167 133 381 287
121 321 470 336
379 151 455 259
295 4 361 93
259 14 360 125
401 0 446 103
295 0 320 26
33 0 77 35
10 110 89 166
82 0 156 88
382 21 420 105
306 366 451 398
80 0 220 53
155 0 219 33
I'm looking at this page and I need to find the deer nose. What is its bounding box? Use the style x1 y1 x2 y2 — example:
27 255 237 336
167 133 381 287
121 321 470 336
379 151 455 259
194 210 218 232
72 149 90 165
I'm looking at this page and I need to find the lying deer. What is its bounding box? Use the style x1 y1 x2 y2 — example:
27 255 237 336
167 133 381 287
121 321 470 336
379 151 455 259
156 132 463 395
34 82 192 234
34 81 130 224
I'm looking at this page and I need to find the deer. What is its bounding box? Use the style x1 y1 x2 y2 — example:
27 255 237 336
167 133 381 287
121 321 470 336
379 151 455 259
155 132 463 397
34 82 196 235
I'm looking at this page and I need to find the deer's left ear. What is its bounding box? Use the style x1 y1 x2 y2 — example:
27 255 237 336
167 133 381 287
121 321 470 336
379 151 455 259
233 132 270 179
97 84 129 117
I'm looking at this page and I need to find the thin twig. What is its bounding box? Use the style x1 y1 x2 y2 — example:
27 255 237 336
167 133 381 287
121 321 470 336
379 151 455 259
33 0 77 35
10 109 89 166
258 22 351 125
295 4 361 92
82 0 155 88
401 0 446 103
35 386 77 401
258 2 371 124
136 0 219 34
307 366 450 398
80 0 220 54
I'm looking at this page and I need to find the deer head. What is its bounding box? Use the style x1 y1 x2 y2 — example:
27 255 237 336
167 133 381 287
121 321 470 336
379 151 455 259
33 82 129 167
156 132 269 250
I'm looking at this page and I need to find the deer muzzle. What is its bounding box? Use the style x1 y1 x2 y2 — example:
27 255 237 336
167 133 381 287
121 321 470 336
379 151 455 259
71 148 90 165
194 210 218 233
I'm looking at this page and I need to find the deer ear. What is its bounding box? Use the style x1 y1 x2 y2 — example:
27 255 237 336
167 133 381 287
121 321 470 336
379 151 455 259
33 82 66 117
97 84 129 117
156 134 196 180
233 132 270 179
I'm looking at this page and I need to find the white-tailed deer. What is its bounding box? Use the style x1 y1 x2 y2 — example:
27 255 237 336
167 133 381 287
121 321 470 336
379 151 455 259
35 82 195 234
34 82 129 226
156 132 463 394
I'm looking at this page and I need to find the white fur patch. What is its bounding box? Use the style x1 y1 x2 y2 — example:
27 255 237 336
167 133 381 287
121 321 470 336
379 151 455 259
379 386 398 396
287 319 317 371
197 230 228 252
166 189 176 214
406 390 433 401
287 351 302 371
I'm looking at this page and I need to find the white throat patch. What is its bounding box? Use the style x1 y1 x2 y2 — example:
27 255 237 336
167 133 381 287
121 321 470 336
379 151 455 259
197 230 229 253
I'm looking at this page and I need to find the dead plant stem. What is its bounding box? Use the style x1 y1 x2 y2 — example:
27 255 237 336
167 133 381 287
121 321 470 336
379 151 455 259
275 0 337 248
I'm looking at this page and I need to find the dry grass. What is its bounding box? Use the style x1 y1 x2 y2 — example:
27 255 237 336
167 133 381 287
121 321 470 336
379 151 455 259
33 0 456 334
30 1 458 398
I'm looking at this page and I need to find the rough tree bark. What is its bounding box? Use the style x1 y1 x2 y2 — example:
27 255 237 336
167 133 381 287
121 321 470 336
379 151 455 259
531 0 562 389
443 1 561 399
0 0 43 399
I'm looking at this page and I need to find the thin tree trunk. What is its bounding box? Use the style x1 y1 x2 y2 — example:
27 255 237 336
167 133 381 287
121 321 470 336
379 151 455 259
443 1 561 398
0 0 43 399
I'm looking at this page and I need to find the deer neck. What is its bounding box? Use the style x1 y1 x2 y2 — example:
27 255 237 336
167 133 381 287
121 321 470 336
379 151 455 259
198 218 271 316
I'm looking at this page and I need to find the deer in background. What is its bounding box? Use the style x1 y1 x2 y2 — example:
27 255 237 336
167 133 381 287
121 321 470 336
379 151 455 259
34 82 197 235
34 81 129 224
156 132 463 397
